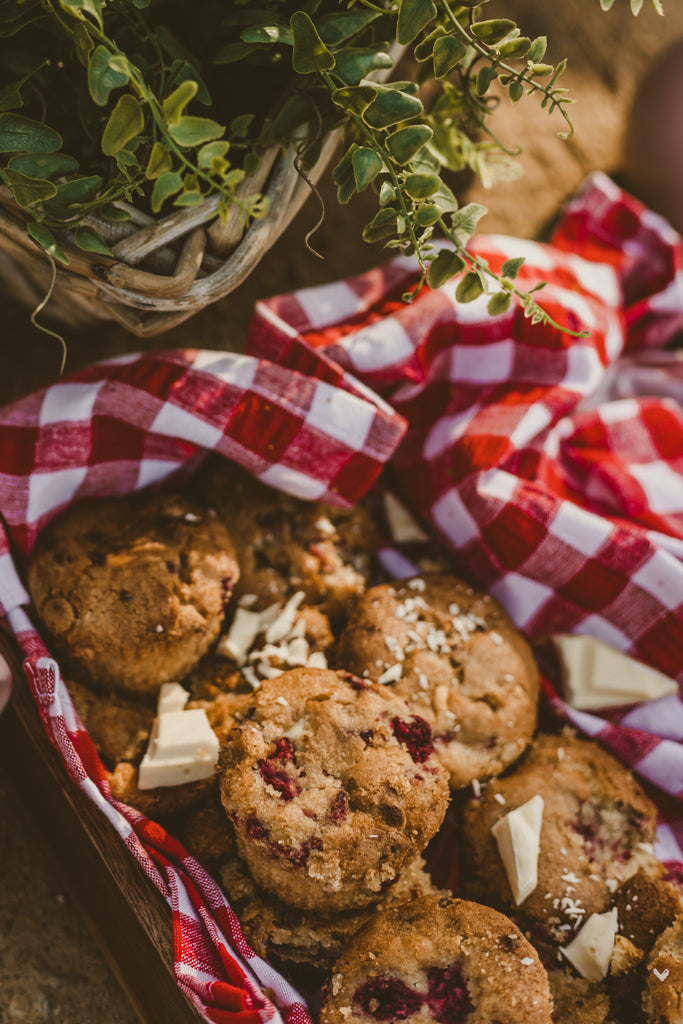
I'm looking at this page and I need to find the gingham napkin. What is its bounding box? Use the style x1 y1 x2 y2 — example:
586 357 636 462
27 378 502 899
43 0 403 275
1 170 683 1020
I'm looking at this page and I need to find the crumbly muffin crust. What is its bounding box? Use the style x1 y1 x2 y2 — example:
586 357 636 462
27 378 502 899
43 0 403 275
462 732 659 944
320 894 553 1024
218 667 449 913
335 574 539 788
644 914 683 1024
28 491 239 695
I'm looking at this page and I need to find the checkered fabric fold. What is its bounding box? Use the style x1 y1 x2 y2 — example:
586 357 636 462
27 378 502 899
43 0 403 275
2 170 683 1019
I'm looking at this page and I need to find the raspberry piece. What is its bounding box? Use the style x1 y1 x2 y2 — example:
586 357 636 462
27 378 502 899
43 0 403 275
426 965 473 1024
353 977 422 1021
391 716 434 764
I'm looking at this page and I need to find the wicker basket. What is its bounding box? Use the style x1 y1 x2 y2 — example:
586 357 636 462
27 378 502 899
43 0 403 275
0 131 342 338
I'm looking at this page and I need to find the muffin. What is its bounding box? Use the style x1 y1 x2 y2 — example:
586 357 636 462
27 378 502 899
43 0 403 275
644 915 683 1024
335 574 539 788
320 894 553 1024
28 491 239 696
202 459 376 624
218 667 450 913
462 732 659 945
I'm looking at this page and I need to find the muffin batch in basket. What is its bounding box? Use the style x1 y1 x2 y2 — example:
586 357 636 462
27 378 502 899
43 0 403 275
27 459 683 1024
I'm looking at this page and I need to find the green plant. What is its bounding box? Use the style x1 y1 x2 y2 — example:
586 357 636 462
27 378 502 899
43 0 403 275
0 0 664 334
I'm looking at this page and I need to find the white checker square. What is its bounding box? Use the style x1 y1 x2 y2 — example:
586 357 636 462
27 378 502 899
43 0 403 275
295 281 364 329
621 696 683 741
191 351 257 389
39 383 101 426
567 256 620 306
655 823 683 862
450 340 514 383
550 286 596 330
27 467 88 524
424 408 477 460
646 529 683 561
630 460 683 515
447 290 494 323
486 234 555 271
565 705 609 738
604 313 626 363
598 398 641 424
259 464 327 500
340 318 414 373
489 572 554 630
306 381 373 450
431 488 481 546
548 500 613 557
151 403 223 449
478 468 518 504
637 741 683 796
632 549 683 610
136 459 183 490
564 344 605 398
574 615 630 651
0 551 30 612
509 403 553 448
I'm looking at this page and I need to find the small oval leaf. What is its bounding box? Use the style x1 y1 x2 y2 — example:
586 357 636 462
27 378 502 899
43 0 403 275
427 248 465 289
101 94 144 156
386 124 433 165
0 113 61 154
168 115 225 147
352 147 383 191
455 271 484 303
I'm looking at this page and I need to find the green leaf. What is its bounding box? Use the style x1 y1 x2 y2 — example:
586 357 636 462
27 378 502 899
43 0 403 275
101 94 144 156
450 202 487 245
230 113 254 137
87 45 128 106
529 63 553 77
332 143 358 185
0 113 61 153
98 203 131 222
427 248 465 288
145 141 173 179
433 36 467 78
352 148 383 191
197 140 230 170
498 36 531 60
386 125 433 164
27 221 68 265
470 18 516 44
509 80 524 103
151 171 183 213
331 85 376 117
501 256 524 279
476 65 498 96
290 11 335 74
163 80 198 125
404 173 440 199
527 36 547 62
42 175 102 217
174 189 205 207
168 116 225 147
414 26 446 62
315 8 382 46
214 41 258 64
379 181 396 206
364 87 423 129
487 291 512 316
9 153 79 179
416 204 441 226
59 0 103 30
241 23 293 45
363 207 399 243
3 168 57 207
73 22 94 66
456 271 484 303
397 0 437 46
74 225 113 256
333 48 393 87
0 80 25 113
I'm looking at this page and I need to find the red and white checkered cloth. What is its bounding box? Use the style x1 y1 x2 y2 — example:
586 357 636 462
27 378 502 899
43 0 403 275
2 169 683 1019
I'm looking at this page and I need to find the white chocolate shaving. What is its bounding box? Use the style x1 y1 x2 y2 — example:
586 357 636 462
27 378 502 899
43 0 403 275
491 795 544 905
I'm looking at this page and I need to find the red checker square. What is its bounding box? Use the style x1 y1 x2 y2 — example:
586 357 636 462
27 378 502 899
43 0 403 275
34 421 93 470
635 616 683 682
330 451 383 505
482 504 550 571
521 533 591 588
524 592 590 636
118 356 187 400
558 558 626 613
598 585 663 640
225 394 304 462
594 527 652 575
0 423 40 475
170 373 246 429
90 415 148 464
451 434 511 480
598 723 662 766
642 403 683 460
458 541 501 592
282 425 355 479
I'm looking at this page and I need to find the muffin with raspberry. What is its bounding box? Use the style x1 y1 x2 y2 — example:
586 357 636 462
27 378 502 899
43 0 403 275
218 667 449 913
335 574 539 788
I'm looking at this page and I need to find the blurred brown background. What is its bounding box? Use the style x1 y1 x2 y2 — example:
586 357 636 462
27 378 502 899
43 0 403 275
2 2 683 1021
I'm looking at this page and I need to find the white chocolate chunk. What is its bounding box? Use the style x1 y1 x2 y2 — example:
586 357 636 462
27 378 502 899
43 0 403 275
138 708 219 789
377 663 402 685
307 651 328 669
553 634 677 710
383 492 430 543
491 794 544 905
561 908 618 981
217 606 262 665
157 681 189 714
265 591 305 644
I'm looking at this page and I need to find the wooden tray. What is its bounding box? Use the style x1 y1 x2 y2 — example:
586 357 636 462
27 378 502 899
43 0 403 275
0 631 205 1024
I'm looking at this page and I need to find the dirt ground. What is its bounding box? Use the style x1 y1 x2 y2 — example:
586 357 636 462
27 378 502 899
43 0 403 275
2 3 683 1022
